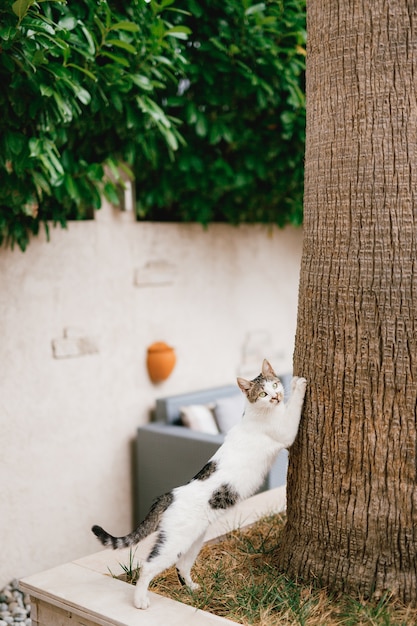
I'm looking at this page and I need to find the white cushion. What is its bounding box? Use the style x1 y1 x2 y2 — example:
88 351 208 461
180 404 219 434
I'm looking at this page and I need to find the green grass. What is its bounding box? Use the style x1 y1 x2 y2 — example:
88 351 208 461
115 515 417 625
108 546 140 586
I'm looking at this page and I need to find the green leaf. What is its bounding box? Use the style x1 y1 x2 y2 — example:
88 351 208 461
99 51 130 67
153 55 176 67
137 96 172 128
5 132 26 156
12 0 34 20
163 128 179 151
66 63 97 82
79 23 96 55
105 39 137 55
110 21 140 33
164 25 192 39
103 181 120 205
110 91 123 112
195 114 208 138
0 25 18 42
106 156 121 181
32 171 51 196
86 163 104 182
64 174 80 201
159 0 176 9
131 74 153 91
58 16 78 30
209 37 228 54
244 3 266 16
75 87 91 106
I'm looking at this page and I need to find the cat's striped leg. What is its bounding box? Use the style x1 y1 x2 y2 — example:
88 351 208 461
134 531 170 609
133 566 153 610
176 532 205 590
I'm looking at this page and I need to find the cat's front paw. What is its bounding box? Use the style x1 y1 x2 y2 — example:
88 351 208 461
291 376 307 397
134 591 151 610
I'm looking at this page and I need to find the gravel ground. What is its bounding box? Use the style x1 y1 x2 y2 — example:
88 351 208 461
0 581 31 626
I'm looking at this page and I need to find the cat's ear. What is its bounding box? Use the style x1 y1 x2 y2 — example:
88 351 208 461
237 377 251 393
262 359 276 378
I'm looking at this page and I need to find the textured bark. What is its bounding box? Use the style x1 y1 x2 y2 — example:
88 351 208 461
277 0 417 604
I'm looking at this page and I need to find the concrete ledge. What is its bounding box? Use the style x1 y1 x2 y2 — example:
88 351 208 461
20 487 286 626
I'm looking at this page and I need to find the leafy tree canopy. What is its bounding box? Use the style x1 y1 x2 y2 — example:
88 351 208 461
136 0 306 227
0 0 188 250
0 0 305 251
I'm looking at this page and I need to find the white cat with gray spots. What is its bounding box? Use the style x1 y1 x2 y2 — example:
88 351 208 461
92 359 307 609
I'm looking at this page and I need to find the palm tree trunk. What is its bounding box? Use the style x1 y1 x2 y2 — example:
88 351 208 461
277 0 417 604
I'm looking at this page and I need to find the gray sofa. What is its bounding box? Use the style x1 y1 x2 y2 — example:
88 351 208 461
135 376 291 524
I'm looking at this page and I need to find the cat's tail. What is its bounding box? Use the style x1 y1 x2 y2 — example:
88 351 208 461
91 491 174 549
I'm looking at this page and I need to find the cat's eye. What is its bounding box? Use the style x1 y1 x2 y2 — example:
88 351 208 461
272 382 278 388
259 392 267 397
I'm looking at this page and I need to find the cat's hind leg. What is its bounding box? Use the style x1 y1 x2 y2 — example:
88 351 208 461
134 559 160 609
176 532 205 591
133 530 203 609
134 531 173 609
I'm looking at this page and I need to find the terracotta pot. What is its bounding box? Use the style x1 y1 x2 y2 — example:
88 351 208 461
146 342 176 383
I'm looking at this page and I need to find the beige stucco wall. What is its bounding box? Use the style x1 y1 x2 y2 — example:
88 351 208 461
0 201 302 587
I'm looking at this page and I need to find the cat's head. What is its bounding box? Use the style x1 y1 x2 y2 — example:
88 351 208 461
237 359 284 406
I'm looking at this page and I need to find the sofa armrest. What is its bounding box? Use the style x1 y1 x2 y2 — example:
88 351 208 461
141 422 224 444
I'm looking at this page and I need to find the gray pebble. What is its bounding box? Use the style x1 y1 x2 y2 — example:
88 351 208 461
0 582 30 626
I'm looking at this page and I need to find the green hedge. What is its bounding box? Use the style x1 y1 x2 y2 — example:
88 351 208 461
0 0 305 251
135 0 306 227
0 0 188 250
